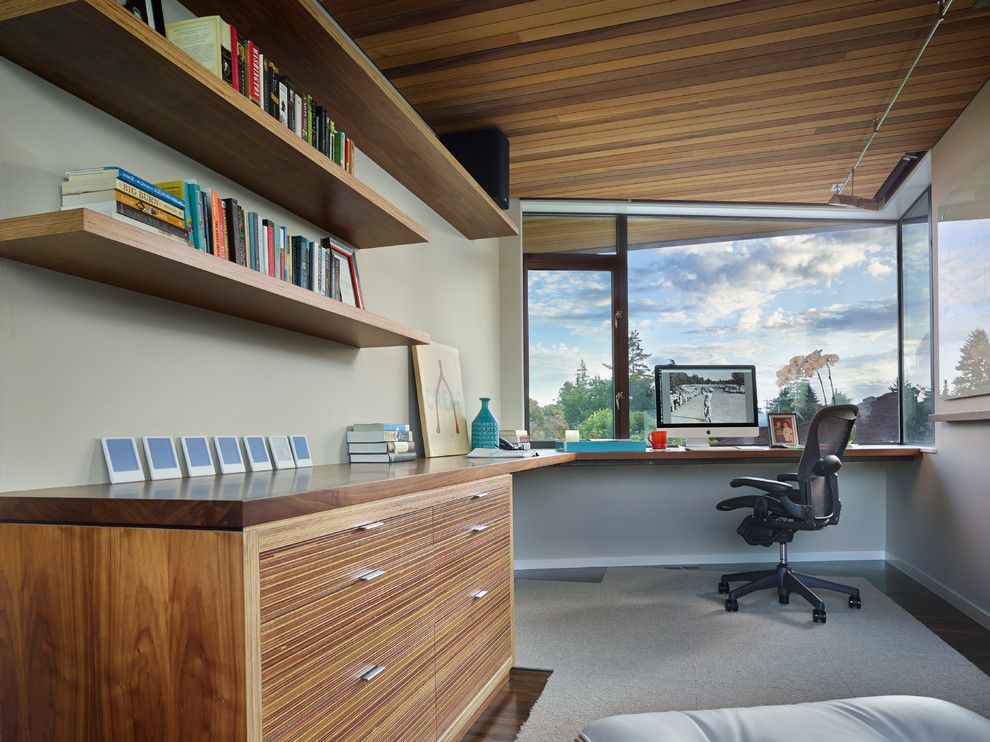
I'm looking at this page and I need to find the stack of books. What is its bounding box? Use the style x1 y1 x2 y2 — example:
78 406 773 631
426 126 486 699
61 167 187 241
165 16 355 174
499 429 532 450
153 177 355 299
347 424 417 464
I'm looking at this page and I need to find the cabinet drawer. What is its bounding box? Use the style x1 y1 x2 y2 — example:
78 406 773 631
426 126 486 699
263 612 435 741
435 578 513 735
261 544 434 694
433 485 509 545
434 516 510 620
259 506 433 622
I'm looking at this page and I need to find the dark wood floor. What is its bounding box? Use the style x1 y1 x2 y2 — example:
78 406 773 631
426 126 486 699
462 560 990 741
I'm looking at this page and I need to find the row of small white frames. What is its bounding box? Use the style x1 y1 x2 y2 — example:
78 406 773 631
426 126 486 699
100 435 312 484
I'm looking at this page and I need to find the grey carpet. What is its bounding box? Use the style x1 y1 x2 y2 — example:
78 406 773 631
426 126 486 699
514 568 990 741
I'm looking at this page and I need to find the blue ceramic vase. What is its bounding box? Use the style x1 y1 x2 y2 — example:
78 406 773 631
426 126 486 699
471 397 499 449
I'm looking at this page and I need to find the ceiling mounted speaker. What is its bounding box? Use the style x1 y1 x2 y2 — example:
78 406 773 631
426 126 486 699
440 128 510 210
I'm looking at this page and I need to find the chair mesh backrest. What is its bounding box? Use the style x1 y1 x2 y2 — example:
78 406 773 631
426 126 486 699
797 404 859 519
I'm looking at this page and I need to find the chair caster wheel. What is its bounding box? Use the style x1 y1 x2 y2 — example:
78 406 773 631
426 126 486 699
778 592 789 605
813 608 827 624
725 598 738 612
718 581 730 594
849 596 862 609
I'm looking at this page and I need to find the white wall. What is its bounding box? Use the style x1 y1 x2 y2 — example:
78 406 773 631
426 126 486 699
514 462 888 569
885 80 990 629
0 55 507 491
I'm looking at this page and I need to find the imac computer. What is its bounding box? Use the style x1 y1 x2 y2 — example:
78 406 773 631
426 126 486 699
655 364 759 447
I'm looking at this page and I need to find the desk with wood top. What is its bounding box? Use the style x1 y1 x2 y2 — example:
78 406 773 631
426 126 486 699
0 445 919 740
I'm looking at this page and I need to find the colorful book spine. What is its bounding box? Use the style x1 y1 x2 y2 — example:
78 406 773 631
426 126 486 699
248 42 261 105
229 23 239 91
114 191 185 230
97 169 184 211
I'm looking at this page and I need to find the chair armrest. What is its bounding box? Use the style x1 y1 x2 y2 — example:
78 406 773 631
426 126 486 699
776 473 798 482
729 477 794 495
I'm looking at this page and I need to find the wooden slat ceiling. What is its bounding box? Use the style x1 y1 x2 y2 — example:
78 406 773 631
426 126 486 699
322 0 990 205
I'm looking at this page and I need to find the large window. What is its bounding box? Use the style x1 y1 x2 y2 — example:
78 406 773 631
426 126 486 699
525 213 927 445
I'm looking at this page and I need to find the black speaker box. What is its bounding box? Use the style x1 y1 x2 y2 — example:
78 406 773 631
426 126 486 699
439 127 510 210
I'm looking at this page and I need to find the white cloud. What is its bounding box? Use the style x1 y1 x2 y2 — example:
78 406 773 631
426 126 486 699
867 259 893 277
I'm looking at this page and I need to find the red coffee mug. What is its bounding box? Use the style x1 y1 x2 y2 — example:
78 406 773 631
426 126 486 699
648 430 667 450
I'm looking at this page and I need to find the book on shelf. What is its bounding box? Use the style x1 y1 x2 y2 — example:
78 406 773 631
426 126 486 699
349 452 418 464
352 423 411 432
164 13 358 174
346 430 414 443
347 441 415 454
66 200 186 240
64 168 184 212
164 16 233 86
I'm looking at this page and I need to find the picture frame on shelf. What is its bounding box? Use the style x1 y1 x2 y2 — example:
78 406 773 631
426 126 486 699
100 436 146 484
330 242 362 308
142 436 182 480
289 434 313 467
243 435 273 472
768 413 800 447
268 435 296 469
214 435 246 474
180 436 216 477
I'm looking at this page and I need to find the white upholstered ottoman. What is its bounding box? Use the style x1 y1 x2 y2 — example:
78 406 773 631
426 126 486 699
578 696 990 741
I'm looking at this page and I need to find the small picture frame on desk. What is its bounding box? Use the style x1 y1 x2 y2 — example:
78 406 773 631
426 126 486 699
101 436 146 484
268 435 296 469
142 436 182 480
289 434 313 468
180 436 217 477
243 435 273 472
768 413 799 447
214 436 246 474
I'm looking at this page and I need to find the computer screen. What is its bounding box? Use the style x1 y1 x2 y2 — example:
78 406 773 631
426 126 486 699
655 365 758 431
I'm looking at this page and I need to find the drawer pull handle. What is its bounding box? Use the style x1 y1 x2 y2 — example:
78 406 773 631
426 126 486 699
358 521 385 531
470 491 491 499
472 590 489 600
470 525 489 533
360 665 386 682
359 569 386 581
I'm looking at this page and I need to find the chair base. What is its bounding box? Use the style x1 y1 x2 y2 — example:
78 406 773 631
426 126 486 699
718 558 861 623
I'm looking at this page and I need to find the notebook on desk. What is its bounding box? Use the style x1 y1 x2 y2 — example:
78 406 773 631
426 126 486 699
467 448 540 458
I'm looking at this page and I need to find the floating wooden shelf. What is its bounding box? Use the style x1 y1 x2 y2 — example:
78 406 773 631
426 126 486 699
0 0 429 249
930 410 990 422
181 0 519 241
0 210 431 348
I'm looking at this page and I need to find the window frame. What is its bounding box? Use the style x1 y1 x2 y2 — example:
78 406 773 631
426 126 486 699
896 188 935 445
524 210 928 445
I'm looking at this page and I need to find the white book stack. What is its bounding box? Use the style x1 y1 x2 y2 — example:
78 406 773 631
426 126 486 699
346 423 417 464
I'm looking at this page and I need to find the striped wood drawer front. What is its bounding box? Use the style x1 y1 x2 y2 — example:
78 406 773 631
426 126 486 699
433 516 510 621
260 541 434 688
259 506 432 623
432 486 509 546
261 561 435 740
435 577 513 736
265 614 435 741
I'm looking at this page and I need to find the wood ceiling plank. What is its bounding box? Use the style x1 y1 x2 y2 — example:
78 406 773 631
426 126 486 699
323 0 990 204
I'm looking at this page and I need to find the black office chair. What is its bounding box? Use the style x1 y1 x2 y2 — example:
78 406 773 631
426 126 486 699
715 404 861 624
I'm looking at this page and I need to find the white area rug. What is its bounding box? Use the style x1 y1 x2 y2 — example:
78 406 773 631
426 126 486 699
515 567 990 741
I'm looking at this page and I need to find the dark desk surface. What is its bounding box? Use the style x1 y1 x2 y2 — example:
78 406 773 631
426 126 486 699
0 446 919 529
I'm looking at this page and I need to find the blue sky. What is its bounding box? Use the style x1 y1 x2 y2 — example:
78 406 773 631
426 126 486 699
528 225 900 408
937 218 990 393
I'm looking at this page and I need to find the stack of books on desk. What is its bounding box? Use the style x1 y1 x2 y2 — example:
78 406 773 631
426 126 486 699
499 429 531 449
347 423 417 464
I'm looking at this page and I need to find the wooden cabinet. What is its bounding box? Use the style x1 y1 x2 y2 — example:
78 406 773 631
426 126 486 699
251 474 514 741
0 473 515 741
0 476 512 742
